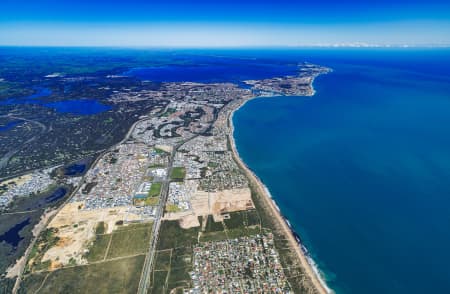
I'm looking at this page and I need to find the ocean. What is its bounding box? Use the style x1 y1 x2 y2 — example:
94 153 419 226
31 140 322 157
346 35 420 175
15 47 447 293
232 49 450 294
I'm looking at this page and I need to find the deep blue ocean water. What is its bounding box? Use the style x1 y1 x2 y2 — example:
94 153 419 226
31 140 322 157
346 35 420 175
123 60 299 83
232 49 450 294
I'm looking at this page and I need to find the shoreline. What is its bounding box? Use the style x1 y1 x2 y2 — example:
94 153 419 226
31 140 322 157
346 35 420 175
228 95 332 294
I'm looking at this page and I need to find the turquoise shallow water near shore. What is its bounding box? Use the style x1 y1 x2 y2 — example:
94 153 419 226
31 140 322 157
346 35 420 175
233 50 450 294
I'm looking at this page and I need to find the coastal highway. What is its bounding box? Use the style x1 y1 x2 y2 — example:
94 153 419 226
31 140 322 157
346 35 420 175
138 132 203 293
137 144 177 294
137 102 227 293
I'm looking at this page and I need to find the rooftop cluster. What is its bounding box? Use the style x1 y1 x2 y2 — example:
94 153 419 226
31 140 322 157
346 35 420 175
190 234 291 293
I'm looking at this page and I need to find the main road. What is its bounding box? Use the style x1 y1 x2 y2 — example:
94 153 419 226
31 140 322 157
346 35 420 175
137 143 177 294
137 132 203 294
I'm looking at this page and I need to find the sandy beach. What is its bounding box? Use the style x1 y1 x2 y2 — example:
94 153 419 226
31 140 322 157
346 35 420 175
228 98 331 294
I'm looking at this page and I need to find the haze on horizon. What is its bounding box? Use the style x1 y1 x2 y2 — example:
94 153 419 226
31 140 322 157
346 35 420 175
1 0 449 47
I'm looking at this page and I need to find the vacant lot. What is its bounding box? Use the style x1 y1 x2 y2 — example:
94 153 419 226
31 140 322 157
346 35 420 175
150 221 196 294
20 222 153 293
107 225 152 258
42 202 145 266
170 167 186 181
148 182 162 197
154 250 172 271
150 270 169 294
157 221 198 250
21 255 145 294
85 234 110 262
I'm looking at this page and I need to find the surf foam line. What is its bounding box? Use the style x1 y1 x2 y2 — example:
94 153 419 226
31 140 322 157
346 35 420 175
263 184 333 293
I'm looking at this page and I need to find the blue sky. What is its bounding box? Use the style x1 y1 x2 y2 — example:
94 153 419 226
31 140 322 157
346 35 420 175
1 0 449 47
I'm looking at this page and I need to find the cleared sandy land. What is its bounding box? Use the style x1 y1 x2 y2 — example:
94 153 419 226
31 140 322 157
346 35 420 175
164 187 253 227
42 202 143 267
179 214 201 229
210 187 254 214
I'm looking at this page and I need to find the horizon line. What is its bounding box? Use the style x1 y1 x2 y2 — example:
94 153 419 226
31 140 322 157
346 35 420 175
1 44 450 49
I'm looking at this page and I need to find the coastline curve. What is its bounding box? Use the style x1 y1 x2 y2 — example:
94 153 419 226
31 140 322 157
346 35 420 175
227 68 334 294
228 95 332 294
